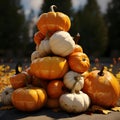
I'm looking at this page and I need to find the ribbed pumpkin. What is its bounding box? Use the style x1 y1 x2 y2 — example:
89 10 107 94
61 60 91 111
34 31 45 45
49 31 75 57
31 76 48 90
37 5 71 36
12 87 47 112
72 44 83 53
82 67 120 107
10 71 31 89
63 71 84 93
30 56 69 80
59 91 91 113
31 51 41 62
1 86 14 105
68 52 90 73
38 38 52 57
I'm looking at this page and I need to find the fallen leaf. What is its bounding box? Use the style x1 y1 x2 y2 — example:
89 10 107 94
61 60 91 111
111 107 120 112
88 105 111 114
0 105 14 110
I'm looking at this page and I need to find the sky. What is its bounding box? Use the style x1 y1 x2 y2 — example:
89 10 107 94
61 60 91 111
21 0 111 17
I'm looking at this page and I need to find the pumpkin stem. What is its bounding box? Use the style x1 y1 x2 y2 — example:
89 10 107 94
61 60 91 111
50 5 57 12
74 75 81 81
98 66 104 76
15 63 22 74
73 33 80 44
72 75 83 93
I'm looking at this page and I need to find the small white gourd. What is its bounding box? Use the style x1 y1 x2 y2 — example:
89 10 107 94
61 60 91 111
63 71 84 93
1 86 14 105
38 38 52 57
59 91 91 113
31 50 41 62
49 31 75 57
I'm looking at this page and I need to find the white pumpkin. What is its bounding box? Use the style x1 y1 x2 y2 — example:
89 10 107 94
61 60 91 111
59 91 91 113
38 38 52 57
49 31 75 57
31 50 41 62
63 71 84 93
1 86 14 105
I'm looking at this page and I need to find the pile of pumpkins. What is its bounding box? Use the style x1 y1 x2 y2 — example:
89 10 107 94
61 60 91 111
1 5 120 113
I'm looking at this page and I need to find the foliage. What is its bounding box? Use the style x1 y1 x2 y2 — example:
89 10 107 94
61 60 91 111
0 0 29 57
72 0 108 57
39 0 73 31
105 0 120 57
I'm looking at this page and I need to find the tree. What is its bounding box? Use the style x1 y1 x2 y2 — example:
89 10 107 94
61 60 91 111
105 0 120 57
40 0 73 15
72 0 108 57
0 0 29 57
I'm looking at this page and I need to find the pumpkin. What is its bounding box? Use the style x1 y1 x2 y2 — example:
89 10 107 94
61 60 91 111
82 67 120 107
31 51 41 62
11 87 47 112
72 44 83 53
38 38 52 57
46 97 60 108
63 71 84 93
1 86 14 105
34 31 45 45
31 76 48 90
59 91 91 113
72 33 83 53
10 71 31 89
37 5 71 36
49 31 75 57
47 80 66 98
81 71 89 78
30 56 69 80
68 52 90 73
25 67 32 76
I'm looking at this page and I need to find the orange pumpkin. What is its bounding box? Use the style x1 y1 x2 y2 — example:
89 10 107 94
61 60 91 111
34 31 45 45
68 52 90 73
46 97 60 108
72 44 83 53
47 80 66 98
31 76 48 90
30 56 69 80
10 72 31 89
37 5 71 36
82 67 120 107
12 87 47 112
72 33 83 53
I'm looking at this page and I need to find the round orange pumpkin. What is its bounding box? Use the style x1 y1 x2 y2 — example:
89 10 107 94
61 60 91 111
30 56 69 80
10 72 31 89
47 80 66 98
68 52 90 73
72 44 83 53
37 5 71 36
12 87 47 112
34 31 45 45
31 76 48 90
82 67 120 107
